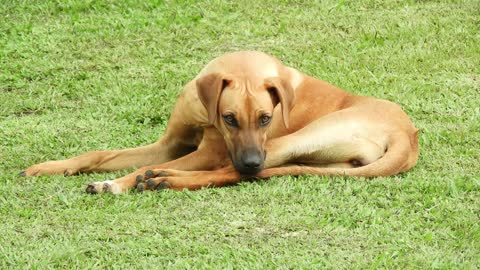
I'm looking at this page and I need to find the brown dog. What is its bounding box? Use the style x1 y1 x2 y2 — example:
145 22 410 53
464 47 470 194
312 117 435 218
21 51 419 194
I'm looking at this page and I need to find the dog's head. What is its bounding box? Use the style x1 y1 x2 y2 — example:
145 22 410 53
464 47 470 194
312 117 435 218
196 73 294 175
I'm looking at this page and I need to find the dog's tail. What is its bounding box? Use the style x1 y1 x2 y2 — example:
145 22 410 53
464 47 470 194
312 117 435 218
258 130 419 178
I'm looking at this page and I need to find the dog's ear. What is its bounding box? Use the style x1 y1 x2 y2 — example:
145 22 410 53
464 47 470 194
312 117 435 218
196 73 233 125
264 77 295 129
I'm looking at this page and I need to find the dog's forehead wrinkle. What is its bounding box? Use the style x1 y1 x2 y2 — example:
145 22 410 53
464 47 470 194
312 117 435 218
230 72 278 94
245 79 255 96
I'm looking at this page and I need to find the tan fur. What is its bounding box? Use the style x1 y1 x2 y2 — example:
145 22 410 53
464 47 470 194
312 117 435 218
22 51 419 194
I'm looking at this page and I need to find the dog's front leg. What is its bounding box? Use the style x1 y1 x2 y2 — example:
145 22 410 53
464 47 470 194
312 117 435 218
134 166 242 191
86 128 229 194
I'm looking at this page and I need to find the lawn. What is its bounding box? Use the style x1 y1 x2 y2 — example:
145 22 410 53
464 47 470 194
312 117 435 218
1 0 479 268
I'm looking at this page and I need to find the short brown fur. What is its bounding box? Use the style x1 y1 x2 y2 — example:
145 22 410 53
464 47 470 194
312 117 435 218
22 51 419 194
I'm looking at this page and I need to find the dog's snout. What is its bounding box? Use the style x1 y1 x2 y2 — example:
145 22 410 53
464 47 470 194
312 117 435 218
232 148 264 175
242 155 262 169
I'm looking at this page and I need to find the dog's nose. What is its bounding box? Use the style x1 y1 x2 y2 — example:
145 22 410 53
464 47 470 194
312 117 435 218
242 155 262 169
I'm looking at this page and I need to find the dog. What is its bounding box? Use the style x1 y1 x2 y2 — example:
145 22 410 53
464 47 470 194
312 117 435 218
21 51 419 194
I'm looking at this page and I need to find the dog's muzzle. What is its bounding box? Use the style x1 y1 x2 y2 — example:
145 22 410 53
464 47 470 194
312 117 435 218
233 148 265 175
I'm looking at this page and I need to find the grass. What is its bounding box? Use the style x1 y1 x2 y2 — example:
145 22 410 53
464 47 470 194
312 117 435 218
1 0 479 268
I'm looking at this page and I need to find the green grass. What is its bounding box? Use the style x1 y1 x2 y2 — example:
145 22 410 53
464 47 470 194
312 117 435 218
1 0 479 268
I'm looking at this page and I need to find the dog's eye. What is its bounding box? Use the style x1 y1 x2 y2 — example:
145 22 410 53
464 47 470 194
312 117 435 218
223 114 238 127
259 115 271 126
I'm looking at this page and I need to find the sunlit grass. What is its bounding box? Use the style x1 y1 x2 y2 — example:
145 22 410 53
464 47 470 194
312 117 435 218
1 0 478 268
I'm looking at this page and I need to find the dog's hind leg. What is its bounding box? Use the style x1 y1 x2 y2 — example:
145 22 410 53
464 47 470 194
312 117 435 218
259 106 416 178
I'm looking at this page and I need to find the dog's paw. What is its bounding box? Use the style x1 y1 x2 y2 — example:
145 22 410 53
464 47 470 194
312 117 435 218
135 171 173 192
135 177 172 192
140 169 196 180
142 169 170 180
85 180 122 194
